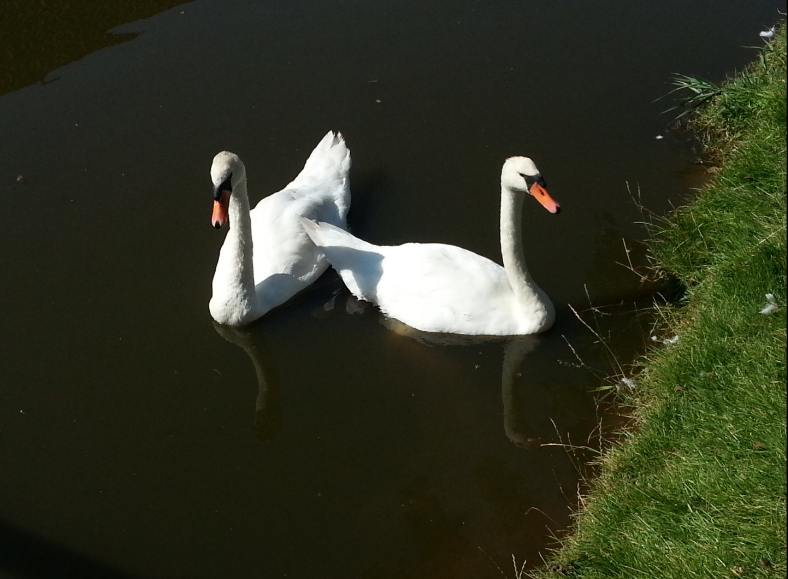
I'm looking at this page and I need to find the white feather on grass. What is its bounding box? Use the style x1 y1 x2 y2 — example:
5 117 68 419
760 26 776 39
759 293 779 315
651 335 679 345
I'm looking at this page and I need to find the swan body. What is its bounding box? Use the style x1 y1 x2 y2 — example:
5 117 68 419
209 131 351 326
300 156 559 336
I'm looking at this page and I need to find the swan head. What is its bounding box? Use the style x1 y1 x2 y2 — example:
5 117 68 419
210 151 247 229
502 157 560 214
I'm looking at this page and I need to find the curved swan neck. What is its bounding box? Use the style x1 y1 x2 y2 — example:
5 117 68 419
499 182 556 332
500 184 536 299
227 180 255 290
229 180 252 239
211 177 261 325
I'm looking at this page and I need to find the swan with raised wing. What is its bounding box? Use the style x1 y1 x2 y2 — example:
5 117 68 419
300 156 559 336
210 131 351 326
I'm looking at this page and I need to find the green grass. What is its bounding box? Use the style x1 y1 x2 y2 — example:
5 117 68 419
532 26 787 579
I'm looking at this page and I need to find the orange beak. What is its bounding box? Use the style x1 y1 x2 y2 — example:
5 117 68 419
212 190 231 229
530 182 560 214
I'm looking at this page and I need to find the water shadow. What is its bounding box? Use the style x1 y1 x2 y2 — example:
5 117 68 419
0 520 140 579
0 1 193 97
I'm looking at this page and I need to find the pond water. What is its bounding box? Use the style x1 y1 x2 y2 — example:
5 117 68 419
0 1 784 578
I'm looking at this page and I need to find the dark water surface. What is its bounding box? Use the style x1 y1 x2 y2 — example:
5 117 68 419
1 1 784 577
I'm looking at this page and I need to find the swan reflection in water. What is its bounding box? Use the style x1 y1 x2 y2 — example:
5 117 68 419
383 317 544 448
322 292 547 448
212 322 282 442
214 293 557 447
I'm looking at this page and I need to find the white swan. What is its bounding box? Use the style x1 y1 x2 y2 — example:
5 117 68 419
300 156 559 336
209 131 351 326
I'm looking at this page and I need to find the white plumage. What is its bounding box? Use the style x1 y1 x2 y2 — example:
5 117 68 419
209 131 351 326
301 156 559 337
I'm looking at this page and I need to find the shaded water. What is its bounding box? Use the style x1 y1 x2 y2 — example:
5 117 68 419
0 1 784 577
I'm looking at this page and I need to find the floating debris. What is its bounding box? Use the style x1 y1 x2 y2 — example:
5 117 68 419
651 335 679 345
655 135 664 140
759 26 776 39
759 293 779 315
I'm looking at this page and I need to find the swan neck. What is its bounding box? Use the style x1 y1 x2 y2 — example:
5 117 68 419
211 177 260 325
499 183 556 332
499 185 534 295
229 180 253 242
227 180 256 295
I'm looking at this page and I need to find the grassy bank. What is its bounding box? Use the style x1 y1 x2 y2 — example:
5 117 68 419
533 27 787 579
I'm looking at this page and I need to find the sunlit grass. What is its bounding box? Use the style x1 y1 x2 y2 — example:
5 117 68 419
663 74 722 120
532 25 787 579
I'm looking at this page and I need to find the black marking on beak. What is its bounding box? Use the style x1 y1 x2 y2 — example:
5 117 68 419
520 173 547 191
213 173 233 201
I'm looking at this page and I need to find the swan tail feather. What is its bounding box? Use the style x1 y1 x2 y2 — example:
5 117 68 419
300 217 381 301
300 217 371 252
293 131 351 183
290 131 352 218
